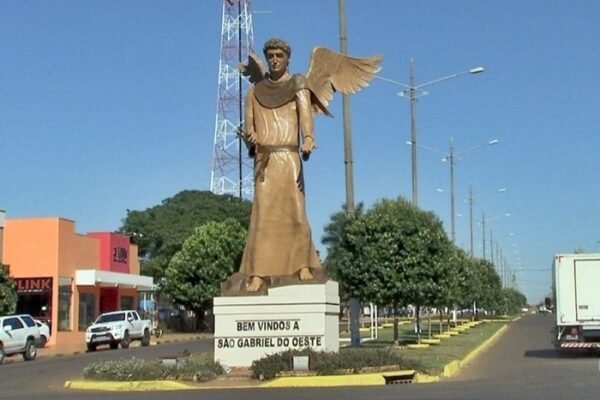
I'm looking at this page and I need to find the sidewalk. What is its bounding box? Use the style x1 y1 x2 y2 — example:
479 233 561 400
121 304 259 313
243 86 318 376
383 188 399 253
38 331 212 358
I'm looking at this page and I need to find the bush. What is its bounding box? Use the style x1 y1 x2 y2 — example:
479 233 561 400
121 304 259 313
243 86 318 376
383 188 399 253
251 348 410 380
83 354 225 382
175 353 226 382
83 358 169 381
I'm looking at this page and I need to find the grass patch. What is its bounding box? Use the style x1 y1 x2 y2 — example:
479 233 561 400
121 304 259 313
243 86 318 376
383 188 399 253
360 320 506 374
250 347 421 380
251 320 506 379
83 353 225 382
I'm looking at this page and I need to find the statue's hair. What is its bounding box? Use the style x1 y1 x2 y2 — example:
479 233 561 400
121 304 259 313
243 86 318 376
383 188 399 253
263 38 291 58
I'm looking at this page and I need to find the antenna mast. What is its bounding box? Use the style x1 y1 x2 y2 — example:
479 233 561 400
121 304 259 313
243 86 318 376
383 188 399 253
210 0 255 198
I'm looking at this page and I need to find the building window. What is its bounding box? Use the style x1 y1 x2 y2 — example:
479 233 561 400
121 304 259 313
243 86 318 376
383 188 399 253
58 278 72 331
120 296 134 310
15 277 53 330
78 293 96 331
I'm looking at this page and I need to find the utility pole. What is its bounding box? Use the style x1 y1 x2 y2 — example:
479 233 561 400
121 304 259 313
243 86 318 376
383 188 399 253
468 184 474 256
448 137 456 242
409 59 418 205
338 0 360 348
482 211 486 260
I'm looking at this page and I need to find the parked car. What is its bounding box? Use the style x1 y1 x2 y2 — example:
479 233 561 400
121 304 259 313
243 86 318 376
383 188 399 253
34 320 51 348
0 314 41 364
85 310 152 352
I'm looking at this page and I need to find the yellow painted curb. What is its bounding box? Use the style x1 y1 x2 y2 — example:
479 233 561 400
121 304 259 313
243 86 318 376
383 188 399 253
407 343 430 349
447 330 460 336
434 333 451 339
413 373 439 383
64 380 197 391
260 370 415 388
442 360 461 377
420 339 441 345
461 324 507 366
441 323 508 378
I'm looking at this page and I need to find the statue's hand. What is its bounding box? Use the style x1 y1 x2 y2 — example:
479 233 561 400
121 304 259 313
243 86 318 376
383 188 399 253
301 137 316 156
246 132 258 145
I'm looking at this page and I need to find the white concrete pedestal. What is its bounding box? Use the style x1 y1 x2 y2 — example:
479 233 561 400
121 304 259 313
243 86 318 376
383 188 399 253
213 281 340 367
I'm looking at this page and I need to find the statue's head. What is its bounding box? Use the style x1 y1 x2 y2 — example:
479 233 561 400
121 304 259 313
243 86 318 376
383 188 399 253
263 38 291 80
263 37 291 58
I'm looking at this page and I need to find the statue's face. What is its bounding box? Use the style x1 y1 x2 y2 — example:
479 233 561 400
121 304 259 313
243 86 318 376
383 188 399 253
265 48 289 79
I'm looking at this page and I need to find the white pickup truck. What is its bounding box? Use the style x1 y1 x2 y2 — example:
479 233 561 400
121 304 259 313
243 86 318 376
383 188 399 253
0 314 41 364
85 310 152 351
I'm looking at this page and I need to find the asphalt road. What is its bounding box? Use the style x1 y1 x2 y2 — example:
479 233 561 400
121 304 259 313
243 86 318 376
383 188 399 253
2 314 600 400
0 338 213 399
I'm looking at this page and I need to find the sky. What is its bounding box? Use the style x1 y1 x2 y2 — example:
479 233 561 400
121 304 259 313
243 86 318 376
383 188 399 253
2 0 600 304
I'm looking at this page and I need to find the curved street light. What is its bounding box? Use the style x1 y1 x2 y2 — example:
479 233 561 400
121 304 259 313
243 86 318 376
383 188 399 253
376 61 484 205
480 212 511 260
467 186 507 256
406 138 499 243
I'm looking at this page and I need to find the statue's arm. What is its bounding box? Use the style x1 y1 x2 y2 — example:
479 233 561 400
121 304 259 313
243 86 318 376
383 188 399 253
243 87 257 152
297 88 316 156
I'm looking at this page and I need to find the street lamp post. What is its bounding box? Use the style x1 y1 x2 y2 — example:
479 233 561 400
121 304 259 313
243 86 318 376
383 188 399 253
467 186 506 256
481 212 511 260
444 138 498 242
377 62 484 206
496 234 515 287
409 61 418 205
409 138 498 243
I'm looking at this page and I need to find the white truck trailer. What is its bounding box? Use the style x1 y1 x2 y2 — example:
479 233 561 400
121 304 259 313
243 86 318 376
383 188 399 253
553 253 600 349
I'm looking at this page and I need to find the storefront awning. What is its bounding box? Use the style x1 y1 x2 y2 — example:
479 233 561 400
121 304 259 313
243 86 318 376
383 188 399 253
75 269 154 290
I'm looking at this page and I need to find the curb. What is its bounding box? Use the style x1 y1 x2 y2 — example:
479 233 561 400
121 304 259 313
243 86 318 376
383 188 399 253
261 370 415 388
39 335 206 360
65 370 417 391
64 380 198 391
442 323 508 378
64 322 510 391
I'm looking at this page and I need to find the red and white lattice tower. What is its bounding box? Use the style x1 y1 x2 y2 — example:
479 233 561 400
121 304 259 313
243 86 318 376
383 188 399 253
210 0 255 198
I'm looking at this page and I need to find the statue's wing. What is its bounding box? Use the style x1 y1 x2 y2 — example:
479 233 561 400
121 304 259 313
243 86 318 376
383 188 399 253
238 53 267 85
306 47 383 116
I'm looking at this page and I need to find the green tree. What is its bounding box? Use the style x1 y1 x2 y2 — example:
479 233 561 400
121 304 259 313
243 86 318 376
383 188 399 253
445 248 472 308
162 219 247 331
499 287 527 315
119 190 251 282
331 197 453 342
393 199 454 340
431 247 469 333
471 258 502 314
455 256 480 311
321 203 365 250
321 202 364 297
0 265 17 315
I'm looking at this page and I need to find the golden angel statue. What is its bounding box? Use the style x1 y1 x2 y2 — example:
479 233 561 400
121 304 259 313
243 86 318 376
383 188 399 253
223 38 382 294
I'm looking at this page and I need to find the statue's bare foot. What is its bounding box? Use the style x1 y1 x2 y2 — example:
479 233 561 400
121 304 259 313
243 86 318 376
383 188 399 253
246 276 264 292
299 267 314 281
